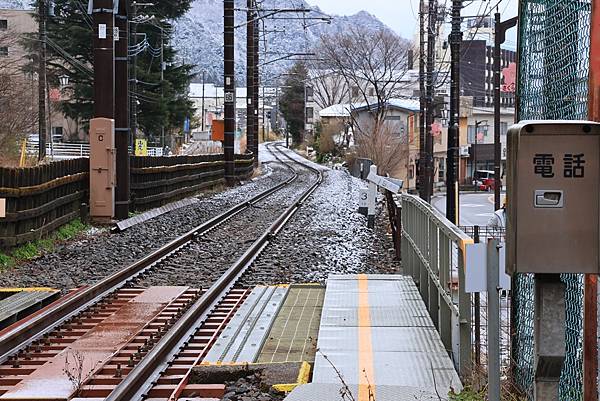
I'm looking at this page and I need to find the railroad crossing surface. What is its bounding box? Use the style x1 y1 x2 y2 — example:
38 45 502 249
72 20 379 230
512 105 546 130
0 145 463 401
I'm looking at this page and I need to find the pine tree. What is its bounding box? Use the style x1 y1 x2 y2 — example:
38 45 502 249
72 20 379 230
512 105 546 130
26 0 195 141
279 62 307 146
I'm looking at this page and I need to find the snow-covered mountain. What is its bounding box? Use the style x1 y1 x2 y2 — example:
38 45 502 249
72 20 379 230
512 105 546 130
174 0 392 84
1 0 393 84
0 0 31 9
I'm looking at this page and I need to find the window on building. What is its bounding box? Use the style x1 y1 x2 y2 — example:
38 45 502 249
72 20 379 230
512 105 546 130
351 86 359 98
305 85 314 99
0 20 7 30
0 47 8 56
467 125 476 144
438 158 445 180
368 87 375 97
500 122 508 136
306 107 314 123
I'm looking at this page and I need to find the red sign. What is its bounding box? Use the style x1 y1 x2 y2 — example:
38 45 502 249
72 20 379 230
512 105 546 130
432 122 442 137
501 62 517 93
49 88 61 102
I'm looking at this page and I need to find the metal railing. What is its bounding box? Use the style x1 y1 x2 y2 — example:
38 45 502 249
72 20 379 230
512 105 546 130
27 142 90 160
27 143 166 159
400 193 473 379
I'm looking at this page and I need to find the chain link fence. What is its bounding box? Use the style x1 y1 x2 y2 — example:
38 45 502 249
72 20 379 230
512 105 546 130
516 0 592 398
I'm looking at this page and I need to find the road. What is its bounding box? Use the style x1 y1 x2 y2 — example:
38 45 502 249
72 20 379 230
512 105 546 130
432 192 497 227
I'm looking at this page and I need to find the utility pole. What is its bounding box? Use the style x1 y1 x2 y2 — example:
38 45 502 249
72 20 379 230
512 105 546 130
446 0 462 224
92 0 115 119
224 0 235 181
160 27 164 148
494 13 517 211
115 0 130 219
201 70 206 131
253 16 259 164
129 1 137 149
262 85 266 142
418 0 426 200
425 0 437 203
38 0 47 161
246 0 255 158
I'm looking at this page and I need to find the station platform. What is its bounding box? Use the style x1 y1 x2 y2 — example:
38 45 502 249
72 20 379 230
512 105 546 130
284 274 461 401
195 275 461 401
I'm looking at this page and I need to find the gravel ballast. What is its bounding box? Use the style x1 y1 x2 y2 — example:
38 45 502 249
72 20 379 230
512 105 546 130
0 144 401 291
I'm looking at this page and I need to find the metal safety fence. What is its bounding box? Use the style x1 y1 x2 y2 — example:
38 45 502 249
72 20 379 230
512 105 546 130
460 226 511 388
400 193 473 378
516 0 592 398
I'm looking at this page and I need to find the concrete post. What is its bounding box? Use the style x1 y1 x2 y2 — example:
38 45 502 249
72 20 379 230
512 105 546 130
534 274 566 401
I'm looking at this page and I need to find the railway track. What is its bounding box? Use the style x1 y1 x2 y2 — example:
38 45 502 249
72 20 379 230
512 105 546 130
0 143 322 401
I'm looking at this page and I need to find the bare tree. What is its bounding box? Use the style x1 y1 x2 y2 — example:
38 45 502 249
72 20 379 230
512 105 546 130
307 64 350 110
0 27 38 166
316 26 414 174
316 26 413 125
354 118 410 176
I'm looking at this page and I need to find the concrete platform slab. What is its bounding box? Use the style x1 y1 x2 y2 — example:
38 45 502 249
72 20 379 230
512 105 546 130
284 383 444 401
312 274 461 401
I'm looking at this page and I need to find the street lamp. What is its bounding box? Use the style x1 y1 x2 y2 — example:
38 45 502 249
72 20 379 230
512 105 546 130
59 74 69 88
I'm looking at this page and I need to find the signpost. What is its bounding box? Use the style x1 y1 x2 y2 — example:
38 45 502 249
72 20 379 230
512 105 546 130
135 139 148 156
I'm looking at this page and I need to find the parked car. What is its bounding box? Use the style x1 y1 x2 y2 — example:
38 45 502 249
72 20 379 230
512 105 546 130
473 170 495 191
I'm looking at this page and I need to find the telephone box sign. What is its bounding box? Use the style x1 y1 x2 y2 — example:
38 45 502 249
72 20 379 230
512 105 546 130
507 121 600 274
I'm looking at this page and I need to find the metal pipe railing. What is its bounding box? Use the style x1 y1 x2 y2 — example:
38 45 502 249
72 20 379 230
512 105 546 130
400 193 474 379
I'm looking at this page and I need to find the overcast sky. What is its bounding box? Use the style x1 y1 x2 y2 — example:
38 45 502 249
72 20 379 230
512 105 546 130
306 0 518 45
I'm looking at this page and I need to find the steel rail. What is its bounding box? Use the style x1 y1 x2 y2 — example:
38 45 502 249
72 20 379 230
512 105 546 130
0 144 298 363
106 142 323 401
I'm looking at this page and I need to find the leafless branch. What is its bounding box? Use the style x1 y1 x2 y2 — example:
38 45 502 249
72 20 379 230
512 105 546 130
317 348 356 401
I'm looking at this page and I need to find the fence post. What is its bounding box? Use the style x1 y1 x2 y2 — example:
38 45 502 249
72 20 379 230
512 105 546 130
474 225 481 368
458 239 472 380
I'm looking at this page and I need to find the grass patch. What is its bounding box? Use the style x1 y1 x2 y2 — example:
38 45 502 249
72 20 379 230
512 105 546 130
0 218 89 270
449 387 485 401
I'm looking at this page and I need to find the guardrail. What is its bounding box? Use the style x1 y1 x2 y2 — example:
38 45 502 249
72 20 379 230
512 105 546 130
399 193 473 379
